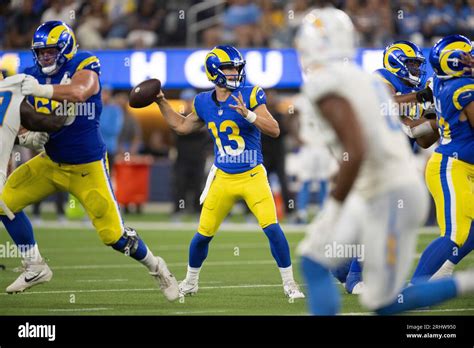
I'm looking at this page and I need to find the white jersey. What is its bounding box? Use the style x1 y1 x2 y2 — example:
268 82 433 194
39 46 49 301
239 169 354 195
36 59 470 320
294 94 338 181
0 74 26 186
302 63 417 198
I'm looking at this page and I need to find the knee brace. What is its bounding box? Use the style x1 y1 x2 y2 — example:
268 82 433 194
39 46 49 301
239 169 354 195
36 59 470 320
111 227 140 257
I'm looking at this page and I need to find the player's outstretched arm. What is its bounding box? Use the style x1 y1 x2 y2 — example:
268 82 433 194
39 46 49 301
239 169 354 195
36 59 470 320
318 94 366 202
21 70 99 103
20 98 66 132
400 116 439 148
154 91 204 135
230 92 280 138
381 78 433 104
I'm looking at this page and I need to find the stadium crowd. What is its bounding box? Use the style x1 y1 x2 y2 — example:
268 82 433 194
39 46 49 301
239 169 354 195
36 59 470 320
0 0 473 49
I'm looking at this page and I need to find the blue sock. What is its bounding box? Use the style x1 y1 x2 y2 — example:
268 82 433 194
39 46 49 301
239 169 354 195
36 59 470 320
189 232 213 268
297 181 311 213
376 278 458 315
319 180 328 206
0 211 36 247
111 235 148 260
263 223 291 268
331 259 352 284
411 237 458 284
345 259 363 293
450 223 474 264
301 256 340 315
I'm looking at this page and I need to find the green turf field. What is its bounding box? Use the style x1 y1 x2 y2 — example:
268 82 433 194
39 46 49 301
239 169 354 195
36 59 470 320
0 214 473 316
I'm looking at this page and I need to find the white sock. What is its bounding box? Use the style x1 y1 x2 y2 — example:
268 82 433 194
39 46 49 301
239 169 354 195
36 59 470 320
21 244 42 264
454 271 474 295
185 265 201 283
430 260 455 280
139 248 158 272
279 265 294 284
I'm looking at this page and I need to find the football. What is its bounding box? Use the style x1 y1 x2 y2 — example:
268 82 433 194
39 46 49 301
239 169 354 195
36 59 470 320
128 78 162 108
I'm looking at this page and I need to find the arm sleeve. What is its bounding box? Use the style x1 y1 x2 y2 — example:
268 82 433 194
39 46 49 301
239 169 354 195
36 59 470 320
249 86 266 110
75 53 101 76
192 96 204 121
452 83 474 110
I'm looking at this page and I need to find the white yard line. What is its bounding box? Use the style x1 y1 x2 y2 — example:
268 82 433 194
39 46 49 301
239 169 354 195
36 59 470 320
48 307 111 312
49 259 280 270
76 279 128 283
172 310 228 315
39 243 271 253
0 221 440 234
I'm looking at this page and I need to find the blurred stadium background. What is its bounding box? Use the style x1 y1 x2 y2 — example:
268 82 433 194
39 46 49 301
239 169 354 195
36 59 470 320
0 0 472 224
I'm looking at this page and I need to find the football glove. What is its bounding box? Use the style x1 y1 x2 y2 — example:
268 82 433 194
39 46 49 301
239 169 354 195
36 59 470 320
416 86 433 103
18 131 49 152
21 75 54 99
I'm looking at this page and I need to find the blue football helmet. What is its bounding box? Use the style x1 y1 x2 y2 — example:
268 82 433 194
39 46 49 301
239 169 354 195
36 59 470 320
383 40 426 87
31 21 78 75
429 34 473 79
205 45 246 90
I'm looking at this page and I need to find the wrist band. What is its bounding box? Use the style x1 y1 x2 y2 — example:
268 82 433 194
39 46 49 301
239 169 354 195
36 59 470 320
245 110 257 123
42 85 54 99
411 121 435 138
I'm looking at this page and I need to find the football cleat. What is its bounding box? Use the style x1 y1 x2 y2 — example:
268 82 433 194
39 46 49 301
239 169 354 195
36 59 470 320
283 280 305 299
149 256 180 302
350 281 365 295
178 279 199 296
345 270 363 294
6 259 53 294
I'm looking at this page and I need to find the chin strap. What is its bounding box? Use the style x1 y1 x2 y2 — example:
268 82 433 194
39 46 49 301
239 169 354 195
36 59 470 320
41 63 58 75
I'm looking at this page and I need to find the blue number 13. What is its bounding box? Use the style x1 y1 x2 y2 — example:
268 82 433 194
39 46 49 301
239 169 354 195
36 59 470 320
0 91 13 127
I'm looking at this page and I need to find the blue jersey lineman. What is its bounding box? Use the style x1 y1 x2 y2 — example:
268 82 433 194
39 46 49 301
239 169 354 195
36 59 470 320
0 21 179 300
156 45 305 299
411 34 474 283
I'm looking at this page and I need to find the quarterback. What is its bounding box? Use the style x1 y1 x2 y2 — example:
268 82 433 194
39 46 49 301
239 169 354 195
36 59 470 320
295 8 474 315
155 45 304 299
0 21 179 301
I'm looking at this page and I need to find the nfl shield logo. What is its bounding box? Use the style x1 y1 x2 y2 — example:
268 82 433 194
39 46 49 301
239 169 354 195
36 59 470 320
218 109 223 116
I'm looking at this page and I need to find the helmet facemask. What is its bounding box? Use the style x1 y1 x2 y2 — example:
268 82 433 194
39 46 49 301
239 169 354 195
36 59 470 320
218 61 246 90
403 57 426 86
33 46 61 75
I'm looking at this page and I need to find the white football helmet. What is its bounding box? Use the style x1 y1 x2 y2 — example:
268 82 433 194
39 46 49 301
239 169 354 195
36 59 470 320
295 8 356 70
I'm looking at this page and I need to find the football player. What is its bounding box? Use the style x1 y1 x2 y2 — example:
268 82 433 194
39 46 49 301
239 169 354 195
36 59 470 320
295 8 474 315
0 21 179 301
409 35 474 284
331 40 437 295
0 71 63 219
375 40 440 148
155 45 304 299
